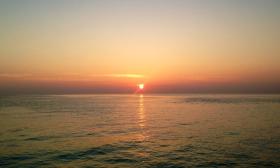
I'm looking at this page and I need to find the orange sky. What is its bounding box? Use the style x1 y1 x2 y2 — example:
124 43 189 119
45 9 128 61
0 0 280 94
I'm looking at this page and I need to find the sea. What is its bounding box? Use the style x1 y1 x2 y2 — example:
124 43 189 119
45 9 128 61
0 94 279 167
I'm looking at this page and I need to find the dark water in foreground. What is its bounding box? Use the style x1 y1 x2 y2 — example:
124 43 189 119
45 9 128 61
0 94 280 167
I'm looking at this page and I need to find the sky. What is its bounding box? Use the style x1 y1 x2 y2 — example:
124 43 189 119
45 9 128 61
0 0 280 94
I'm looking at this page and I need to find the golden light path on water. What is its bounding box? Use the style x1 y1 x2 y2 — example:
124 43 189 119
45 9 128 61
137 94 148 141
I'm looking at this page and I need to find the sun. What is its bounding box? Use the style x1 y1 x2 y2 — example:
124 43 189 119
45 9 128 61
138 84 144 90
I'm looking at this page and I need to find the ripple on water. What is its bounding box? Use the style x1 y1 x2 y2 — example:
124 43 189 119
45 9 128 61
53 141 144 161
182 96 280 104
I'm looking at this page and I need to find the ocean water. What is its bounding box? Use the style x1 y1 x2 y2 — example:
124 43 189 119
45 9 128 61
0 94 279 167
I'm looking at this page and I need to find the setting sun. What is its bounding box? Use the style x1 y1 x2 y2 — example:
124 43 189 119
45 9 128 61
138 84 144 90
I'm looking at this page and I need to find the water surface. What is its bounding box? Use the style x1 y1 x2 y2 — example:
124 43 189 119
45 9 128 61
0 94 279 167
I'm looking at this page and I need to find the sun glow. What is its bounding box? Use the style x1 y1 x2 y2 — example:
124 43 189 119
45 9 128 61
138 84 144 90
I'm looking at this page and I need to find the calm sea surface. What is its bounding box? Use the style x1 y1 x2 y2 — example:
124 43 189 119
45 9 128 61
0 94 279 167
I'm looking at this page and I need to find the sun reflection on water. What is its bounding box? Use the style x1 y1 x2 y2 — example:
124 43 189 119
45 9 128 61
138 95 145 127
137 94 149 141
